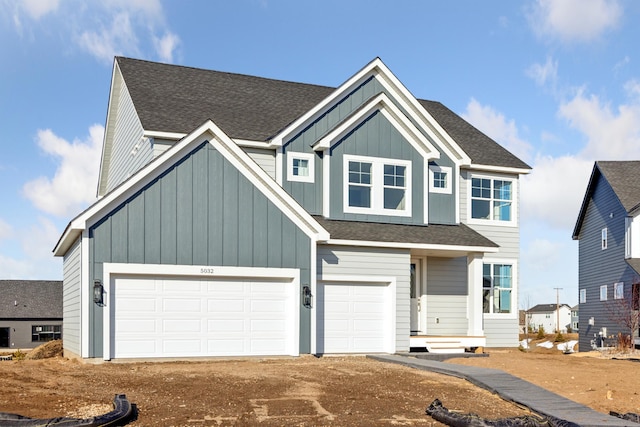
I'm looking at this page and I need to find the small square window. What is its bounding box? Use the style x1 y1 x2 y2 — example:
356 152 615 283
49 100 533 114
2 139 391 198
600 284 608 301
429 165 452 194
287 152 314 183
614 282 624 300
579 289 586 303
602 228 608 250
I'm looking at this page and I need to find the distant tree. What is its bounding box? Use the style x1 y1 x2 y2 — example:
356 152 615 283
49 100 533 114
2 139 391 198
536 325 546 340
604 282 640 351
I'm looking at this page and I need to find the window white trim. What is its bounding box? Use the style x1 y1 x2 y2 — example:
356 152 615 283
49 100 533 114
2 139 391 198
579 288 586 303
481 258 517 319
468 173 517 227
287 152 314 183
614 282 624 300
343 154 412 217
429 165 452 194
602 227 608 250
600 284 608 301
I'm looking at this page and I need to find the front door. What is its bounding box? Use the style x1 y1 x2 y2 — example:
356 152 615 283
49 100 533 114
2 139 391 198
410 260 423 335
0 328 9 348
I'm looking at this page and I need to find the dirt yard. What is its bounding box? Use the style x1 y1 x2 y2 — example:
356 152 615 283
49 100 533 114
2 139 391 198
0 336 638 426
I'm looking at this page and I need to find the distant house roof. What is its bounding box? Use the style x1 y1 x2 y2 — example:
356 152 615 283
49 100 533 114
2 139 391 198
573 161 640 239
0 280 62 319
313 216 498 249
116 57 530 170
528 303 571 313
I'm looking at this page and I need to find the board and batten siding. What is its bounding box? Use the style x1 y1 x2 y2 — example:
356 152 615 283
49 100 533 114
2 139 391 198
317 245 410 351
576 173 638 351
105 83 152 193
89 141 312 357
460 170 520 347
243 147 277 180
62 237 81 356
427 154 456 225
426 257 468 335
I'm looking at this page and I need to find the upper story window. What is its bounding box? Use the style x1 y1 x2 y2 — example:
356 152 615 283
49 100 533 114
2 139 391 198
614 282 624 300
287 152 314 183
601 227 608 250
429 165 452 194
470 175 514 224
600 284 607 301
344 154 411 217
579 289 586 303
482 262 513 314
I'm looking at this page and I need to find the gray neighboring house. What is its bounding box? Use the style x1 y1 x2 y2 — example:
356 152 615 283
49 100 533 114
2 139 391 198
0 280 63 350
54 57 531 361
570 304 579 332
573 161 640 351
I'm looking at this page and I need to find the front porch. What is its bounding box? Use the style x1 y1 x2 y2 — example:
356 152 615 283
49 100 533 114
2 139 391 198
409 335 486 354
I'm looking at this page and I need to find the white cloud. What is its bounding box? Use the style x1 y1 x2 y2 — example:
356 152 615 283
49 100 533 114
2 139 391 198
461 98 534 164
528 0 622 43
153 31 180 63
0 218 13 241
521 154 593 229
22 125 103 218
526 56 558 88
21 0 59 20
22 216 62 260
77 12 139 64
559 89 640 160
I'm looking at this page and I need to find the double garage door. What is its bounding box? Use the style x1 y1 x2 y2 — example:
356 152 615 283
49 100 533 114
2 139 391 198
110 275 297 359
107 274 392 359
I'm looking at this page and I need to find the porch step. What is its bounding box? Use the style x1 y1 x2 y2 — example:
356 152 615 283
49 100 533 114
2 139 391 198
410 335 486 354
425 342 466 354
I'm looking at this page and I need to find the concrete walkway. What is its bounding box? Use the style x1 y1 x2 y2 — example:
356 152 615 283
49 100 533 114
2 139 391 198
369 354 636 427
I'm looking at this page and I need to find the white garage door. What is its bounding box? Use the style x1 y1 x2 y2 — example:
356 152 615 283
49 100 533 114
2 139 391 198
317 282 391 354
111 276 296 358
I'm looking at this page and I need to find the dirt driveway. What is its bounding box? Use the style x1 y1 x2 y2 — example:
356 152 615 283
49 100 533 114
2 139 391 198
1 339 639 426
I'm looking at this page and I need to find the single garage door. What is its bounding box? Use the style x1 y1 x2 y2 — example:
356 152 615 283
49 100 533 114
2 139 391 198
317 282 391 354
111 275 297 358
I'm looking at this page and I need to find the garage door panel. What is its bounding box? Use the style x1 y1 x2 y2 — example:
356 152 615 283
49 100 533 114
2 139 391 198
112 275 296 358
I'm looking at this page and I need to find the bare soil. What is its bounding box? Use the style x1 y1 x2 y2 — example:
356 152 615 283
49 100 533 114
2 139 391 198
0 336 637 426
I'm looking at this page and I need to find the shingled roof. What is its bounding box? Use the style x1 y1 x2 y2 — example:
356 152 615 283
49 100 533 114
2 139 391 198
313 216 498 248
0 280 62 319
116 57 530 169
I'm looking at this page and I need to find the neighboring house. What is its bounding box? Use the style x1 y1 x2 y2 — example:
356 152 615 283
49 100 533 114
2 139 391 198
570 304 579 332
0 280 63 350
573 161 640 351
527 304 572 334
53 57 531 361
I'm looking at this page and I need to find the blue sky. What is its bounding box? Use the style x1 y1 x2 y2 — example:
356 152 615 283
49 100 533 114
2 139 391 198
2 0 640 308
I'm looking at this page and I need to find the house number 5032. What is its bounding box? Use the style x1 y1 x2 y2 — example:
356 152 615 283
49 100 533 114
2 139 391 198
200 268 215 274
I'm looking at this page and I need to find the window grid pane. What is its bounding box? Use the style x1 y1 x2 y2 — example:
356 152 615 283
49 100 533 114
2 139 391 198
433 171 447 188
483 263 512 314
472 178 512 222
292 158 309 177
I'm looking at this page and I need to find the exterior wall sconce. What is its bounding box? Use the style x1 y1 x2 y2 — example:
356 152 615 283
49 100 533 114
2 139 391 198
94 280 104 306
302 285 312 308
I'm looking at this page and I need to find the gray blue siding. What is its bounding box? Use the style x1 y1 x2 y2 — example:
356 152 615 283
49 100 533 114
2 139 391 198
89 141 312 357
577 174 638 351
428 156 456 225
62 237 81 356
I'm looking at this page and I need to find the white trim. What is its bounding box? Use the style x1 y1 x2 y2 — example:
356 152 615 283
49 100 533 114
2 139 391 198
54 120 329 257
287 152 315 183
102 263 301 361
343 154 412 217
614 281 624 300
312 93 438 161
325 239 499 253
467 172 518 227
275 147 284 185
454 164 461 223
323 154 331 217
601 227 608 250
233 138 273 149
81 230 90 358
309 241 318 354
429 165 452 194
316 274 396 354
465 164 531 175
579 288 586 304
143 130 187 140
600 284 608 301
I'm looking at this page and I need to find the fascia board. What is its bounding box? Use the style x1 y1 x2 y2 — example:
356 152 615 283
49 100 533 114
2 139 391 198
325 238 499 253
464 164 532 175
270 58 387 147
143 130 187 140
55 120 329 256
312 92 439 161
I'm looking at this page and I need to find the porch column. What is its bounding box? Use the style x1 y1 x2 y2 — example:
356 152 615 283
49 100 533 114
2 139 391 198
467 253 484 336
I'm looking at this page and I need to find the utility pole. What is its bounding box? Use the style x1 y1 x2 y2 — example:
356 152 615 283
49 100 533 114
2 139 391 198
554 287 563 333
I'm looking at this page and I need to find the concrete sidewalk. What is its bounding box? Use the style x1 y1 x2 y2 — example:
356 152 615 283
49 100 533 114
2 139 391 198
369 354 637 427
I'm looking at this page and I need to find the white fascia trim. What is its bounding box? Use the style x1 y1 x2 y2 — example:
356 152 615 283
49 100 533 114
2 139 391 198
56 120 329 256
143 130 187 140
325 239 499 253
323 154 330 217
80 230 90 358
309 241 317 354
102 263 301 360
466 164 531 175
233 139 273 149
313 92 439 161
275 147 284 185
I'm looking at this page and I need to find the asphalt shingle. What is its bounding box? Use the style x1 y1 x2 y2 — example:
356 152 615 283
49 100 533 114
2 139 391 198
0 280 62 319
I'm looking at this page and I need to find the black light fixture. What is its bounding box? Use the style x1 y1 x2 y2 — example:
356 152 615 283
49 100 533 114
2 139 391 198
93 280 104 305
302 285 312 308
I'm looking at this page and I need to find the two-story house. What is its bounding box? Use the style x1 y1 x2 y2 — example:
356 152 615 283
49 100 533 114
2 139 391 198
573 161 640 351
527 303 571 334
53 57 530 361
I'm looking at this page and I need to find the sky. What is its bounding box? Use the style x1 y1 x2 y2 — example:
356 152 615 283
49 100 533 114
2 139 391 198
2 0 640 308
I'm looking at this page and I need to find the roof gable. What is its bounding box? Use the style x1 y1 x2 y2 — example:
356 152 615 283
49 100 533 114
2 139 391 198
0 280 62 319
